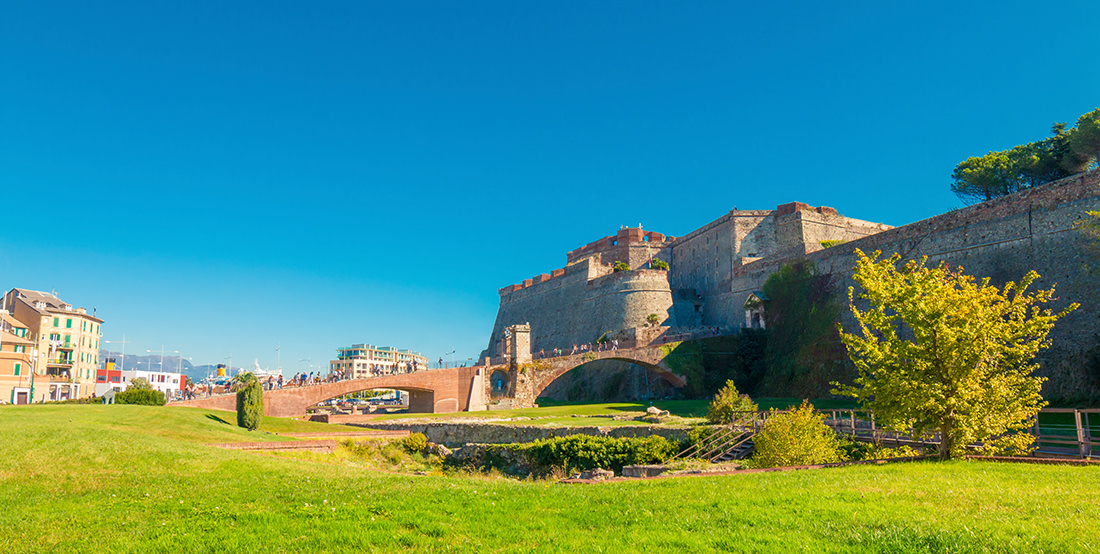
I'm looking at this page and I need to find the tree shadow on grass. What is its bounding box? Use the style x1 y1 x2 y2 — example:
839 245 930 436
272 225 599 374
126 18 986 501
206 413 232 425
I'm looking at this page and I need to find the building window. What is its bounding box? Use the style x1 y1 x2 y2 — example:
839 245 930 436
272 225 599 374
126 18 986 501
66 319 72 328
53 318 59 327
14 363 20 376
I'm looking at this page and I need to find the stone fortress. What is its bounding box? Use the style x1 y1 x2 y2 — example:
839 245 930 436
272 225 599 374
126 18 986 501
482 169 1100 400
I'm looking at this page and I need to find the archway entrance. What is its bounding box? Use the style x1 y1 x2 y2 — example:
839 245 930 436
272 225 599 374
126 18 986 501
537 359 680 403
490 370 509 399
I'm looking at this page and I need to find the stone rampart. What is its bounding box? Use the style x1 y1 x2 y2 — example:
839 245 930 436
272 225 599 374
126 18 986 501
482 169 1100 399
725 169 1100 398
483 257 676 358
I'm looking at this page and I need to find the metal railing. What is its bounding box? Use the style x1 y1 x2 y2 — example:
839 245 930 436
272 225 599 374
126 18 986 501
665 408 1100 464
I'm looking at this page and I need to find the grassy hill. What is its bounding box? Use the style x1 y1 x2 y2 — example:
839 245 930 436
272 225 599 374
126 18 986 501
0 404 1097 553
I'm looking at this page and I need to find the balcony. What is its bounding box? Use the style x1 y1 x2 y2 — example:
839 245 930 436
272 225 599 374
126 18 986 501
46 367 72 382
47 357 74 367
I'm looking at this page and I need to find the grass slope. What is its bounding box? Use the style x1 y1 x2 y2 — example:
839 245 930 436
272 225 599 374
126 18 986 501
1 404 1097 553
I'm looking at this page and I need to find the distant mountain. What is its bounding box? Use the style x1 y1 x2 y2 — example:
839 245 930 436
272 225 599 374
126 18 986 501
98 350 240 383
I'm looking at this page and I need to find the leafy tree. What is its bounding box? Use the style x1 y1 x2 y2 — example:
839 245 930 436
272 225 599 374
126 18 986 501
836 249 1077 460
235 372 264 430
1070 108 1100 165
127 377 152 390
651 259 669 270
705 380 758 424
751 401 846 468
950 150 1016 203
950 119 1090 204
612 261 630 272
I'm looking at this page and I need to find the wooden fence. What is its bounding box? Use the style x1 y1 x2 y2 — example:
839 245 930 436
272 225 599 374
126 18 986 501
729 408 1099 459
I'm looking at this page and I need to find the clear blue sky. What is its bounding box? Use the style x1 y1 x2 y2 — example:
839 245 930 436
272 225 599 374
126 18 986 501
2 1 1098 373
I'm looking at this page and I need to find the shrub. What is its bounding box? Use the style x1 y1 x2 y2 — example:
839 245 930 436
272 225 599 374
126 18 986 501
402 433 429 453
524 435 674 474
840 438 925 461
752 401 846 468
705 380 758 424
51 396 104 405
115 388 166 406
235 375 264 430
651 259 669 270
612 261 630 272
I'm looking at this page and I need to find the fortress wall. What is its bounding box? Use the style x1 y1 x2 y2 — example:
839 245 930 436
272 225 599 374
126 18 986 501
735 169 1100 398
582 269 676 337
670 211 761 311
793 209 893 248
483 261 676 357
669 205 891 328
483 258 597 360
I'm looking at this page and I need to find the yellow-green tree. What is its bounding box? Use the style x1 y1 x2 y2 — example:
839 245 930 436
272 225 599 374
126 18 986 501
752 401 845 468
836 249 1077 460
705 380 757 424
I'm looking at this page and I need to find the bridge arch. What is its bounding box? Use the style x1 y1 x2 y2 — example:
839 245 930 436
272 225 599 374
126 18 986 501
310 384 441 413
528 355 683 402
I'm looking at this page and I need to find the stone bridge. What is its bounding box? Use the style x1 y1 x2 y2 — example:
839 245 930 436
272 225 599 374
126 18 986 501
487 343 687 410
174 366 485 417
173 332 689 417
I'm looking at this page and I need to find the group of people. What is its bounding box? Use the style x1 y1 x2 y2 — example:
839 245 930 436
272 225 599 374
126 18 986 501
532 339 621 360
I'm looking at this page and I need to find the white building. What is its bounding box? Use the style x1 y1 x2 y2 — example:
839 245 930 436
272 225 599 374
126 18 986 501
116 369 185 400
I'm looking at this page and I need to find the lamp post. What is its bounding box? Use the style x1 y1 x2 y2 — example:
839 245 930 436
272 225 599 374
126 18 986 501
105 335 128 372
147 346 165 373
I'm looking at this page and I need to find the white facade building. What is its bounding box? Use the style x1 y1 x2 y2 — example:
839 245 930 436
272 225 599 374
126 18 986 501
117 369 184 400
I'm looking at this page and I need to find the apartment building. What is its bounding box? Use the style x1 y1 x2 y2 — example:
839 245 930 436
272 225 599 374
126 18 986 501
330 344 428 379
2 288 104 401
0 312 35 404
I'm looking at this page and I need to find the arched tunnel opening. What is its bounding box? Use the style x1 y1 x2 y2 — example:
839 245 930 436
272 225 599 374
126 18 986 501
307 387 434 414
537 359 683 404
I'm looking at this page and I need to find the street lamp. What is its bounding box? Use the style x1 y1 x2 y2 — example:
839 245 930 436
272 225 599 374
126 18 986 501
146 346 165 373
105 335 128 372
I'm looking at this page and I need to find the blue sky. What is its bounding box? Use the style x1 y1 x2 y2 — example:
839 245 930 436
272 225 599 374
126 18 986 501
2 1 1098 373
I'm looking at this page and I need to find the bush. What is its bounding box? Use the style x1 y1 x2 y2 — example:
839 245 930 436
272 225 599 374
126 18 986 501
50 396 104 405
840 438 925 461
524 435 674 474
235 377 264 430
651 259 669 270
402 433 428 453
612 261 630 272
115 388 166 406
751 401 846 468
706 380 758 424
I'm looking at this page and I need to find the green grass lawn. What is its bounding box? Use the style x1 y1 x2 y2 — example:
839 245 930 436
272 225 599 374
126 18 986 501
2 404 1098 553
